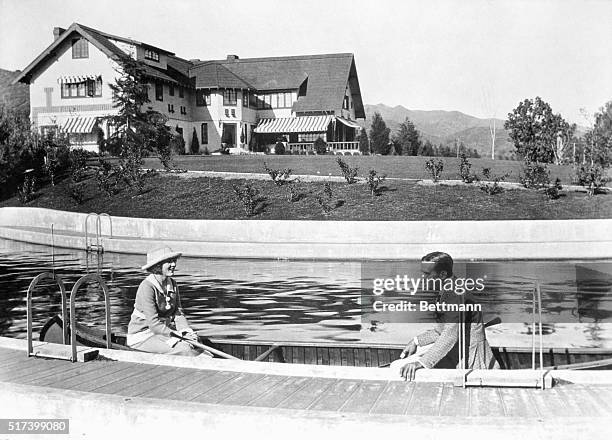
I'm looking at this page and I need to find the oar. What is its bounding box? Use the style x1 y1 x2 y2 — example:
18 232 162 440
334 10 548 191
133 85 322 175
170 331 239 360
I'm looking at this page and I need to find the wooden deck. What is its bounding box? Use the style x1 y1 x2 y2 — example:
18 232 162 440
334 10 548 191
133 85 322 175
2 346 612 418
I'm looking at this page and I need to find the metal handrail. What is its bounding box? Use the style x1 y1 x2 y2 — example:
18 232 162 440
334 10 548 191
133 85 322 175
69 274 111 362
84 213 113 253
26 272 68 356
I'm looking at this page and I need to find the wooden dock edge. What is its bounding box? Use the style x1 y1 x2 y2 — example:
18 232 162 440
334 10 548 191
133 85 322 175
3 381 612 440
3 336 612 385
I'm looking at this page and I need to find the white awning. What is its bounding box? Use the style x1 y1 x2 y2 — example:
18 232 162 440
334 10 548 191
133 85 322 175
60 117 98 134
58 75 101 84
254 116 332 134
335 116 362 129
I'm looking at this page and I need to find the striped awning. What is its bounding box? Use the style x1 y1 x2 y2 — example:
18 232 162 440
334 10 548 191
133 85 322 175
58 75 101 84
254 115 332 134
60 117 98 134
335 116 362 129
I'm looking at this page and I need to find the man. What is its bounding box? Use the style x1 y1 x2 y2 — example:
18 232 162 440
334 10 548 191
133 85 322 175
394 251 498 380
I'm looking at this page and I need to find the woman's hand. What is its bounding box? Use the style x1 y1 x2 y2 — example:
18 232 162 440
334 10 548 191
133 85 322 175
181 329 198 341
400 340 417 359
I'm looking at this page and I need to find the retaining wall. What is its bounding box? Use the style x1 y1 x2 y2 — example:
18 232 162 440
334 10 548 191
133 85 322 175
0 207 610 260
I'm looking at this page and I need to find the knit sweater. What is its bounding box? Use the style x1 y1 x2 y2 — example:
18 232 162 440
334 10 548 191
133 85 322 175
127 274 191 337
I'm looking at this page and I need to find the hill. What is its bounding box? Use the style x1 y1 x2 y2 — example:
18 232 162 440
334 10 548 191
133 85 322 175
362 104 515 159
0 68 29 115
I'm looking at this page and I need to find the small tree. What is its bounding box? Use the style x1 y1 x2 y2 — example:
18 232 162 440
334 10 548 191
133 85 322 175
425 159 444 183
358 127 370 155
314 137 327 155
369 112 391 155
395 118 421 156
336 157 359 183
190 128 199 155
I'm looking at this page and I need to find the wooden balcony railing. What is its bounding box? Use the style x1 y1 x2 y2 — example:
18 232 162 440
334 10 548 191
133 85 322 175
287 141 360 154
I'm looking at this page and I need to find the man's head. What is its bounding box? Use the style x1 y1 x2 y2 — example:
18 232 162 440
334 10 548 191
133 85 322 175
421 251 453 280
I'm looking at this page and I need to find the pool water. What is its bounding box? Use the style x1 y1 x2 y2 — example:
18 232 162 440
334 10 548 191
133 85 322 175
1 238 611 349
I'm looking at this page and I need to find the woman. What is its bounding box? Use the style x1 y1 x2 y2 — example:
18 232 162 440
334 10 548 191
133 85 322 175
127 246 211 356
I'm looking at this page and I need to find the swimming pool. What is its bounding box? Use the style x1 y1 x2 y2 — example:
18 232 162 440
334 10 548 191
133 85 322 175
1 238 611 349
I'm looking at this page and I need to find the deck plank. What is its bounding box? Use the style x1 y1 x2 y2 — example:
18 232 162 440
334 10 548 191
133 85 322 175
524 388 573 418
469 388 506 417
43 361 134 389
112 366 183 397
88 364 162 394
0 358 73 382
405 382 444 416
370 381 415 415
308 379 360 411
220 374 287 406
0 349 28 365
167 370 238 401
338 380 387 413
247 376 310 408
22 361 103 386
191 373 265 404
276 377 336 410
554 385 606 417
498 388 540 417
438 383 469 417
577 385 612 415
140 368 217 400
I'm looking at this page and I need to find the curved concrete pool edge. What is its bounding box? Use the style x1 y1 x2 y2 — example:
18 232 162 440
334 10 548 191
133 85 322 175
0 207 611 260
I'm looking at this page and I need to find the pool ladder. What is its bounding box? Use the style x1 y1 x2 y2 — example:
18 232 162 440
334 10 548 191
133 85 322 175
26 272 112 362
85 213 112 253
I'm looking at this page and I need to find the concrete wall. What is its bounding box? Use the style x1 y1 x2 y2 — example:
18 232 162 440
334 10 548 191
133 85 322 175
0 207 611 260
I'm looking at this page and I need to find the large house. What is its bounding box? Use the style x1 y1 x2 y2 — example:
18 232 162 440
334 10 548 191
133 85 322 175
14 23 365 154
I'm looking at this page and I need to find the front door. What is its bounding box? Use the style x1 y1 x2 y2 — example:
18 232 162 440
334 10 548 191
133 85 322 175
222 123 237 147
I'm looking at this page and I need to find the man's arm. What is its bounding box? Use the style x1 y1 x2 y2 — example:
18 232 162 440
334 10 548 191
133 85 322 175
417 322 459 369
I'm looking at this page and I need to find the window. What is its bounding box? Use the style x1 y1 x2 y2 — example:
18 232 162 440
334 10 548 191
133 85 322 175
343 95 349 110
72 38 89 59
61 78 103 99
223 89 237 106
169 84 174 96
201 123 208 144
179 86 184 98
231 109 236 117
155 82 163 101
167 104 174 113
196 90 210 106
144 49 159 62
180 106 186 115
242 91 248 107
285 92 292 108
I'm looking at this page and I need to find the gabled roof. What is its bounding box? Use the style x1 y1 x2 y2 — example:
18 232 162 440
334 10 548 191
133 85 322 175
189 61 254 90
209 53 365 118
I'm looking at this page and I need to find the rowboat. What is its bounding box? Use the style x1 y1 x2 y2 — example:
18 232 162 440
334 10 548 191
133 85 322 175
39 315 612 370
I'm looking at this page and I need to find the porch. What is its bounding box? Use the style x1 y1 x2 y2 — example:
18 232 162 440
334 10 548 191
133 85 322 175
287 141 361 155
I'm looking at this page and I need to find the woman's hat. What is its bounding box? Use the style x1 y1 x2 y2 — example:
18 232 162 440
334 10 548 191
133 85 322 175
141 246 182 271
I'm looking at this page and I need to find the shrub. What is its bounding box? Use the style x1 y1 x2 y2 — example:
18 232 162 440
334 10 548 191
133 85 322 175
68 182 85 204
69 149 89 183
425 159 444 183
480 168 508 195
314 137 327 155
544 178 563 200
575 163 609 196
232 182 259 216
274 142 286 155
336 157 359 184
316 182 334 215
96 158 119 197
366 169 386 196
459 153 478 183
519 160 550 189
286 179 302 202
263 162 292 186
18 174 37 204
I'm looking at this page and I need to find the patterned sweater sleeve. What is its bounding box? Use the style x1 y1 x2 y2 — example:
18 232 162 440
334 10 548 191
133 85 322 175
135 281 173 336
418 322 459 369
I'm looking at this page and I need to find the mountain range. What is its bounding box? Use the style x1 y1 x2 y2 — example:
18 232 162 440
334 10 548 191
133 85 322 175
362 104 515 159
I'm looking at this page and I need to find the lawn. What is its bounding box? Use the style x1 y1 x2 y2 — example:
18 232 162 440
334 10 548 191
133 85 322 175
3 171 611 221
143 155 583 184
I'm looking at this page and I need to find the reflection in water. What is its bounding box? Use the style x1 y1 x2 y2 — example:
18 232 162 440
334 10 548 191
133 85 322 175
0 238 611 348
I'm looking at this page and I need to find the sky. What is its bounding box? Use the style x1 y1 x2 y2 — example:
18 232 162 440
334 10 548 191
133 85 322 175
1 0 611 124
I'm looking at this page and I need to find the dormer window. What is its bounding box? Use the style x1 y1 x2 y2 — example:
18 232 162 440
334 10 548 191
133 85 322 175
72 38 89 59
144 49 159 62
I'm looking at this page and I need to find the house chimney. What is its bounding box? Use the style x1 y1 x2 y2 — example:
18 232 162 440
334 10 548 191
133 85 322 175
53 27 66 41
226 55 239 62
